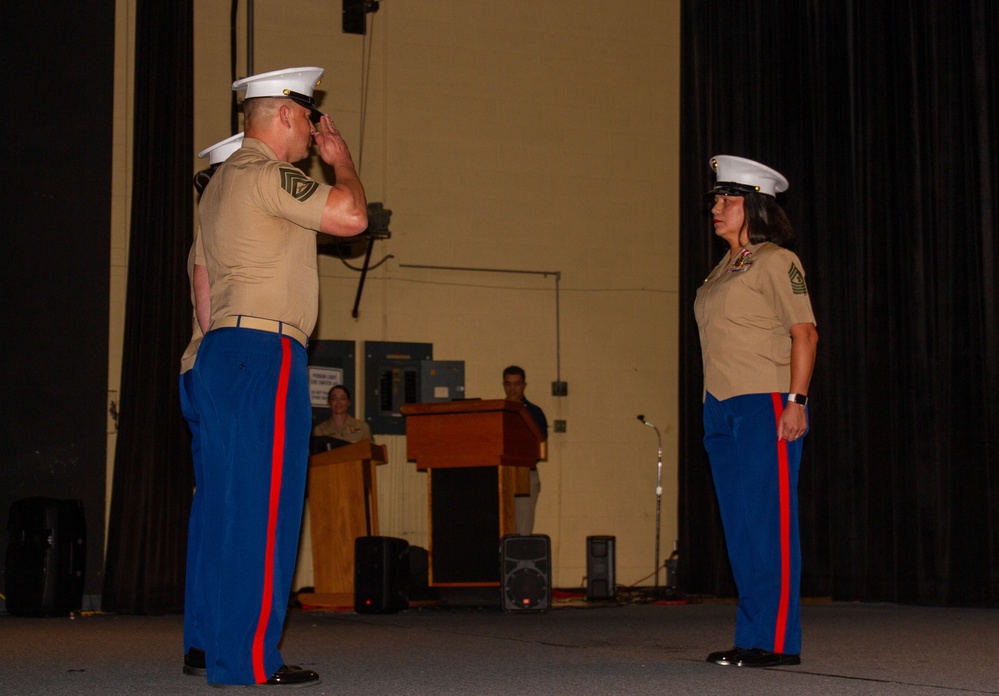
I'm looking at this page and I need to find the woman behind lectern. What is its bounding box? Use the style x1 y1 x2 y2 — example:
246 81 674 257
312 385 372 443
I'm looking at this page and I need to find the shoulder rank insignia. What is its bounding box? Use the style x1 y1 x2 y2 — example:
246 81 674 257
728 248 754 273
279 168 320 201
788 263 808 294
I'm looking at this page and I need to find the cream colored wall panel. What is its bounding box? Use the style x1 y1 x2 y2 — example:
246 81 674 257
375 435 428 547
193 5 240 162
108 0 135 516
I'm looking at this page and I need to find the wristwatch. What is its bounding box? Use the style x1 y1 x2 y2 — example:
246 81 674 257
787 393 808 406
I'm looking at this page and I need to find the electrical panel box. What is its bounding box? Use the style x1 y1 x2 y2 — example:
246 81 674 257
420 360 465 403
364 341 433 435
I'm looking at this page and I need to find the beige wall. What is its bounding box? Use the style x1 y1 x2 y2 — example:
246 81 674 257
110 0 681 590
107 0 134 551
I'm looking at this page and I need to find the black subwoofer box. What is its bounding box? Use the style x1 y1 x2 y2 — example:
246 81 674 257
354 536 410 614
5 497 87 617
501 534 551 612
586 535 616 600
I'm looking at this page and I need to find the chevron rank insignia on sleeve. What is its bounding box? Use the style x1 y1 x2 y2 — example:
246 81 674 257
788 263 808 295
279 168 320 201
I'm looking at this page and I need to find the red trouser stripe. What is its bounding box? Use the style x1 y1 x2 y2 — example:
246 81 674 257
770 393 791 655
252 338 293 683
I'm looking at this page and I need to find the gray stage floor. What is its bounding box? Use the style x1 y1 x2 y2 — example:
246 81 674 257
2 597 997 695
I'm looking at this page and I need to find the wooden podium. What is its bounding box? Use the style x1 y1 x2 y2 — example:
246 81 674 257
297 439 387 607
400 400 543 587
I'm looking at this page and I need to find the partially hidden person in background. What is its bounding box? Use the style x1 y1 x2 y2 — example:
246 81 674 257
179 130 242 681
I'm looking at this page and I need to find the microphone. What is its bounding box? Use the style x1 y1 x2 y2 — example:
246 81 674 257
637 412 665 587
638 415 662 447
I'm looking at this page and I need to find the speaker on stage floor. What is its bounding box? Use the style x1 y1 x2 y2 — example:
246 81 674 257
354 536 410 614
5 497 87 617
586 535 616 600
501 534 550 612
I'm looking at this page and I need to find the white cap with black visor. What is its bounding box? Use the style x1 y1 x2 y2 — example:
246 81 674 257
707 155 789 198
232 66 325 123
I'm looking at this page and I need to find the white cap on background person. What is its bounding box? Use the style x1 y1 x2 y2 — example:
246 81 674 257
197 132 244 165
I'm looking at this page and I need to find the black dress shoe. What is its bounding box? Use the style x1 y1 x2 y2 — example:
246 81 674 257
734 648 801 668
259 665 321 688
706 646 744 666
184 647 207 677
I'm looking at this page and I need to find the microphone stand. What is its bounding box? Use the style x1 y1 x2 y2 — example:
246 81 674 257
637 415 664 593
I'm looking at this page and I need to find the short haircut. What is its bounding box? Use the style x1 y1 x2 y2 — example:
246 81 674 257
742 192 794 246
503 365 526 380
242 97 282 130
328 384 351 401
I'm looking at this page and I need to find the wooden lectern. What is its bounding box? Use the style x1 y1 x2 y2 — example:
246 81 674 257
297 439 387 607
400 400 543 587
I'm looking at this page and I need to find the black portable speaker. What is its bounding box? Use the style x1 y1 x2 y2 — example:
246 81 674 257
501 534 551 612
5 497 87 617
586 535 616 600
354 536 410 614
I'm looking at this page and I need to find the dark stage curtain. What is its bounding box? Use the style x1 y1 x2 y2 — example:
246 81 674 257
679 0 999 606
102 1 195 613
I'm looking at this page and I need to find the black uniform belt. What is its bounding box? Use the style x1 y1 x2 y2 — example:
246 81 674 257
211 315 308 348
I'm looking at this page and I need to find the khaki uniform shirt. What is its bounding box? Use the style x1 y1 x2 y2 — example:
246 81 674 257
312 415 372 443
197 138 332 336
179 231 206 374
694 242 816 401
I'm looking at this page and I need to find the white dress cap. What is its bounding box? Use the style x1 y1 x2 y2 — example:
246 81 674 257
197 132 244 165
232 66 324 101
709 155 789 197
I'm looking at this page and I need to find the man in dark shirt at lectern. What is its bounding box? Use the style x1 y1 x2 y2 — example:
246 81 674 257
502 365 548 534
